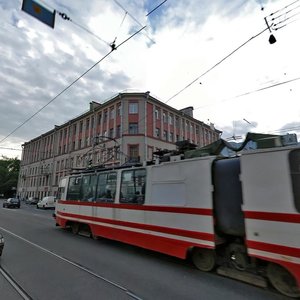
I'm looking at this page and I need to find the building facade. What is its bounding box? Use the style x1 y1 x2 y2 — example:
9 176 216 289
17 92 221 200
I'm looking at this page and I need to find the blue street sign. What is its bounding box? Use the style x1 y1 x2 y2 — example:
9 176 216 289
21 0 55 28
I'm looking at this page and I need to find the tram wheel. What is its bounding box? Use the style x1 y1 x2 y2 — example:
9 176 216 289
71 222 80 235
192 248 216 272
267 263 300 298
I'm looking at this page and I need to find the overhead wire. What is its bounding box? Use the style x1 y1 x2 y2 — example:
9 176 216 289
269 3 300 21
163 0 299 104
146 0 168 17
68 18 111 47
39 0 113 48
273 11 300 29
119 1 300 139
0 146 22 151
267 0 300 17
112 0 156 44
112 11 128 45
164 27 269 104
1 0 167 147
0 26 146 145
193 75 300 111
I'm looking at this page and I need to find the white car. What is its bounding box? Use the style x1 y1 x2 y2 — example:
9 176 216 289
37 196 56 209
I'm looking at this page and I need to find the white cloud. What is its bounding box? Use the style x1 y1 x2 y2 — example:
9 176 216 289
0 0 299 159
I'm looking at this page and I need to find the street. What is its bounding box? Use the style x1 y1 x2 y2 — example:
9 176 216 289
0 200 288 300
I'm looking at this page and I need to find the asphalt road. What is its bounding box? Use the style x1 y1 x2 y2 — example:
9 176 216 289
0 200 289 300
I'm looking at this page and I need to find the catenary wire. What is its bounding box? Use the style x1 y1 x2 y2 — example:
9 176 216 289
269 3 300 21
146 0 168 17
9 2 296 158
267 0 300 17
273 11 300 28
274 16 300 30
193 76 300 111
112 12 128 44
112 0 156 44
1 0 167 154
164 27 269 104
0 26 146 145
38 0 115 47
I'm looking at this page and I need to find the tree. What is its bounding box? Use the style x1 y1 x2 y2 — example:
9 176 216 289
0 156 20 198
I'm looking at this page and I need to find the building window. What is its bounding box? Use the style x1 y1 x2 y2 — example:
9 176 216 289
86 119 90 130
169 132 174 142
128 145 139 162
109 128 114 138
97 113 102 125
116 125 121 138
104 111 108 122
155 108 160 119
155 128 160 138
163 112 167 123
91 117 94 129
129 123 139 134
163 130 167 141
117 104 122 116
147 146 153 160
169 115 173 125
79 121 83 133
107 148 113 161
115 146 120 160
73 124 77 135
110 107 115 119
129 103 138 114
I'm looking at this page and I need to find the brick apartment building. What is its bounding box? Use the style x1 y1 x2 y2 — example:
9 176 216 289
17 91 221 199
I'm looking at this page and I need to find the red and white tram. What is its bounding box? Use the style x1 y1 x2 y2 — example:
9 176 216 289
54 134 300 298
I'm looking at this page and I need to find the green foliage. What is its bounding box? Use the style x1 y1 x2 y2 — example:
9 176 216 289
0 156 20 198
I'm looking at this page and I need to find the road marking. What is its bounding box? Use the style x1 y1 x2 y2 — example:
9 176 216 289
0 226 143 300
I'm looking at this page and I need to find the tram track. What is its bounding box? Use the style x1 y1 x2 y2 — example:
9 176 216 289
0 265 33 300
0 226 143 300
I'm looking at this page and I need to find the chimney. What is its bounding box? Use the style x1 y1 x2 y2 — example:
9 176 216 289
90 101 101 111
179 106 194 117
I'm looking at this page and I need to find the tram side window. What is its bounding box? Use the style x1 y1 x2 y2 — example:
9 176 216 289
66 176 81 200
96 172 117 202
289 149 300 212
120 169 146 204
81 174 97 202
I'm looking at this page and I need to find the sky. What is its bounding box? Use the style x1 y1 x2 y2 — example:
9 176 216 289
0 0 300 158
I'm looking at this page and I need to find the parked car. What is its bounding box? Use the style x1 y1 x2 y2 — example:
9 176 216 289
3 198 20 208
0 232 4 256
37 196 56 209
26 197 39 205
